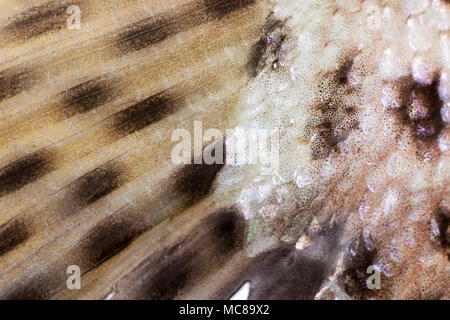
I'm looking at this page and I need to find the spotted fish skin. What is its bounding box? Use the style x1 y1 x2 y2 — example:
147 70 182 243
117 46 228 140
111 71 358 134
0 0 449 300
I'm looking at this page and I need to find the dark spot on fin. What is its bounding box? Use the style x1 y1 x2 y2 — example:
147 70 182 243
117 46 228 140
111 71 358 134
144 208 245 299
65 162 124 212
114 3 202 53
0 219 29 256
112 208 246 299
115 0 256 53
0 66 35 102
112 90 182 137
2 1 81 42
0 149 55 197
61 75 113 117
204 0 256 19
81 213 143 268
248 16 286 77
202 208 246 252
174 143 225 205
115 14 178 53
142 250 196 300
